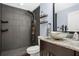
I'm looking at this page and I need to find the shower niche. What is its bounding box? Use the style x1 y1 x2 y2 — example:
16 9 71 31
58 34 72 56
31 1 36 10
1 20 8 23
1 29 8 32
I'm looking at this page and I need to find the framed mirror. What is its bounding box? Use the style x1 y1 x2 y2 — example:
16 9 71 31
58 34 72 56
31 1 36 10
53 3 79 33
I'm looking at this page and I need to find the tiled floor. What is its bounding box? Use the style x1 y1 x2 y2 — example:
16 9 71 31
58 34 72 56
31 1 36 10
1 47 28 56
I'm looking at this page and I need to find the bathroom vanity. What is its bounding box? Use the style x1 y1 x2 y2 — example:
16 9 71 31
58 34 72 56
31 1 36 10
39 36 79 56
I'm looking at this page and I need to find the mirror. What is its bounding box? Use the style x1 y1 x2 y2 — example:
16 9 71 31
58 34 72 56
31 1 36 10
54 3 79 32
68 11 79 31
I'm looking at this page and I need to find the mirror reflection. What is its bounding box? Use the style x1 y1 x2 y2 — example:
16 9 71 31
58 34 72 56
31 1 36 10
54 3 79 32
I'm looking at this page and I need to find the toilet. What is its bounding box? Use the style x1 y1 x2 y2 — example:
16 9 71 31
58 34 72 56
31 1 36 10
26 37 40 56
26 45 40 56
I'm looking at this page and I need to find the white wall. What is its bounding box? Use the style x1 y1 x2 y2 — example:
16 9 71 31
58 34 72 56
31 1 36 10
40 3 53 36
55 3 76 13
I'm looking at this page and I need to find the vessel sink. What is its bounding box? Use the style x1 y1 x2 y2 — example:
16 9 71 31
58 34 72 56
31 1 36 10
50 31 68 40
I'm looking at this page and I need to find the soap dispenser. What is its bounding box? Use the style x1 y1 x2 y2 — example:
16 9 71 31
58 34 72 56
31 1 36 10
73 32 79 41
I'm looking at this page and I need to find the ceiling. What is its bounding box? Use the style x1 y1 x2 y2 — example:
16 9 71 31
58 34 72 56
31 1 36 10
3 3 77 13
55 3 77 13
3 3 40 11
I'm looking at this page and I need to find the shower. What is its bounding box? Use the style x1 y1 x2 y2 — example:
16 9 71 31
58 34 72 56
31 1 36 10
0 4 34 56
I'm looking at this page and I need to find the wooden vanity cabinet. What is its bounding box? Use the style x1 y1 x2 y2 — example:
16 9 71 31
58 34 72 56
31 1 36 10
40 40 75 56
75 52 79 56
0 3 2 55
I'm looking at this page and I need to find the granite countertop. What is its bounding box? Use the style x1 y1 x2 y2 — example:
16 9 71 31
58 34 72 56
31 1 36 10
38 36 79 52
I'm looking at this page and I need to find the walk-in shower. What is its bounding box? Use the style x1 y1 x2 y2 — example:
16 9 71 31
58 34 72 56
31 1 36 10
0 3 35 56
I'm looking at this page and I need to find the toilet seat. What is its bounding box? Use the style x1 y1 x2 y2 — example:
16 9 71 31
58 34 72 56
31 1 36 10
26 45 40 54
